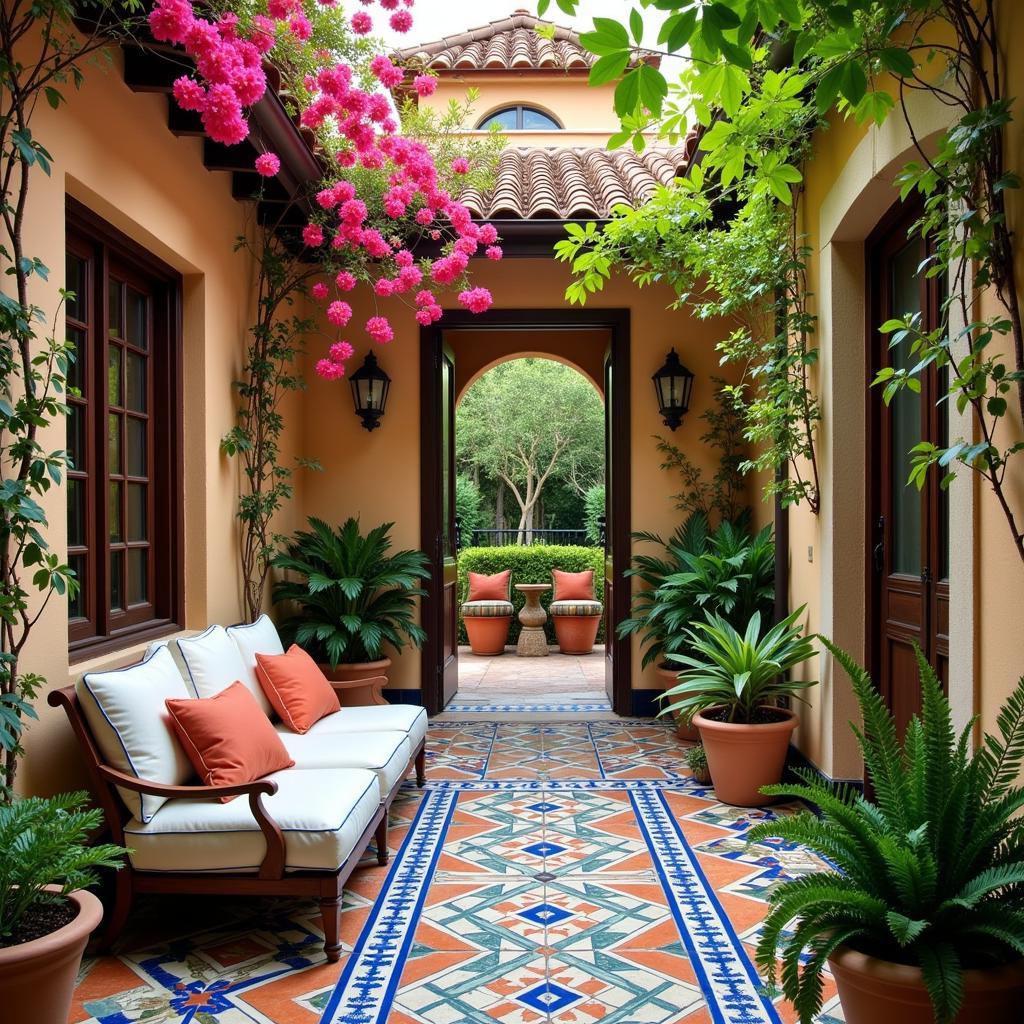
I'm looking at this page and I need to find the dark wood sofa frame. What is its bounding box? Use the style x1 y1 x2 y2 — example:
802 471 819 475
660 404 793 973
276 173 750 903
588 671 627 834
49 681 427 962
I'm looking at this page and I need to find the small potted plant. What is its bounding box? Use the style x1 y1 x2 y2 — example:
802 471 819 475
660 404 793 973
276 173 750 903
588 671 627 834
684 743 711 785
0 793 126 1022
272 516 430 683
662 607 817 806
749 641 1024 1023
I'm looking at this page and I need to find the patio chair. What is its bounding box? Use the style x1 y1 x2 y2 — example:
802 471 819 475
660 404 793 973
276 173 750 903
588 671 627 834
461 569 513 655
549 568 603 655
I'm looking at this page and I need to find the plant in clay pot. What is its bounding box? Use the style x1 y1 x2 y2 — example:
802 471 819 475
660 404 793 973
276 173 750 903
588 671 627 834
748 642 1024 1024
683 743 711 786
0 795 126 1022
272 517 429 683
661 607 817 806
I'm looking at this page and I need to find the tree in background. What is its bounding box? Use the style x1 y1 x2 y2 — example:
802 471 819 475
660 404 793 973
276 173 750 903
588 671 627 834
457 359 604 543
584 484 605 545
455 474 487 545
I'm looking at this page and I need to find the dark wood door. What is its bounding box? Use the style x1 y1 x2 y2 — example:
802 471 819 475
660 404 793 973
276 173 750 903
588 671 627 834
604 343 615 705
869 205 950 736
420 333 458 714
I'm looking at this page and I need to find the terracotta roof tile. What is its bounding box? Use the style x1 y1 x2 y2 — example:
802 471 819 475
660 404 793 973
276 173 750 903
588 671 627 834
397 11 598 72
460 144 694 220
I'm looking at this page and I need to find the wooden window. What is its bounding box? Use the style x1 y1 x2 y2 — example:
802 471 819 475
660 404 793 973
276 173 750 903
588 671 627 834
66 200 183 658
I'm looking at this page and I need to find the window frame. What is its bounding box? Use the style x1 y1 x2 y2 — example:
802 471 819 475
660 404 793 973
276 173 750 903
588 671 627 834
66 198 184 660
476 105 563 131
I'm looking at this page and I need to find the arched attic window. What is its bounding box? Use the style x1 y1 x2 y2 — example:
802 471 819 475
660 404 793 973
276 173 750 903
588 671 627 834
477 105 562 131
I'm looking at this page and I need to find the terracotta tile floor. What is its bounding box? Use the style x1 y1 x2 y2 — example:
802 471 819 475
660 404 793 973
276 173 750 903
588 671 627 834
72 712 845 1024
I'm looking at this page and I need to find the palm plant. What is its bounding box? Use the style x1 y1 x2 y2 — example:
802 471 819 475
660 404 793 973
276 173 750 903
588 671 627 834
749 640 1024 1024
272 517 429 667
661 608 817 724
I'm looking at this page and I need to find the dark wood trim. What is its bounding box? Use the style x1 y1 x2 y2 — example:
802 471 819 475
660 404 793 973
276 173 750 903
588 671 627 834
419 307 632 716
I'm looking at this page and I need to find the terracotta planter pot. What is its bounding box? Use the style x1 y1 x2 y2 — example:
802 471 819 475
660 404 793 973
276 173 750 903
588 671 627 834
655 664 699 741
318 657 392 683
464 617 510 656
553 615 600 655
828 945 1024 1024
693 707 798 806
0 887 103 1024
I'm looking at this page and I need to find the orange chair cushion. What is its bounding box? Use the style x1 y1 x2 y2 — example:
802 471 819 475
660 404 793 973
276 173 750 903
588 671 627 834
467 569 511 602
165 681 294 800
552 568 596 602
255 645 342 734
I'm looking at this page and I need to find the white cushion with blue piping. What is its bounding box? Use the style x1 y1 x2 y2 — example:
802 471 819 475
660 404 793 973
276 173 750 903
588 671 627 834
274 728 412 800
123 767 379 873
303 704 428 749
76 645 194 822
174 625 273 717
226 615 284 702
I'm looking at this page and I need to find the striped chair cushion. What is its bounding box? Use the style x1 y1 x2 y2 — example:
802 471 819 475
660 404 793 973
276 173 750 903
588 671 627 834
461 600 514 618
550 600 603 617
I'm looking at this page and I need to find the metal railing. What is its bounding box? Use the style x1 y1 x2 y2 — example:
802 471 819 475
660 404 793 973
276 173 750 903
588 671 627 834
470 528 591 547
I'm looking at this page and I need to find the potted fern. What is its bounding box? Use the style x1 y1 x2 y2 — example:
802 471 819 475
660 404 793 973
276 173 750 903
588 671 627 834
272 517 429 683
662 607 817 805
0 794 125 1022
750 641 1024 1024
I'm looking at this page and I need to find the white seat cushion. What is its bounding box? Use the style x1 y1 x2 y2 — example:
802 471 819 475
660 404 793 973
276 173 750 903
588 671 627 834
302 705 428 749
77 646 194 823
175 625 274 718
227 615 285 692
275 728 411 800
124 767 379 873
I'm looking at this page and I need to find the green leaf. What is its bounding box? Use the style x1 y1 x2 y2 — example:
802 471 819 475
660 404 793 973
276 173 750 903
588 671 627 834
704 2 741 31
629 8 643 45
589 51 630 87
879 47 915 77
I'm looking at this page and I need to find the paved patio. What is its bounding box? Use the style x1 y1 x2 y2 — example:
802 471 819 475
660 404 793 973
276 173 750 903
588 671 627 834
70 708 843 1024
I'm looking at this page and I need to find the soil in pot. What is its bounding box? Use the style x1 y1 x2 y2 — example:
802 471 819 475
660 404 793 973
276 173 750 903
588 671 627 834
694 706 798 806
0 888 103 1024
829 944 1024 1024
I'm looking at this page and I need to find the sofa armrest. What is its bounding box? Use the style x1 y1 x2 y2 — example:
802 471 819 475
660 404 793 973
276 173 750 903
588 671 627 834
329 674 388 707
97 765 286 880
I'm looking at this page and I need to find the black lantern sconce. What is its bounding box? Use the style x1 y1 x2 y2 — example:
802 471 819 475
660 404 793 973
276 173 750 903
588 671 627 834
652 347 695 431
350 351 391 431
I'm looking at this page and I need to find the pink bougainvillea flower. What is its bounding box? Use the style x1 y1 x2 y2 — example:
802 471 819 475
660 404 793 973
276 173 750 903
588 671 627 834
335 270 357 291
172 76 206 112
390 10 412 32
149 0 194 45
374 278 395 297
415 290 436 307
311 281 329 301
254 151 281 176
414 207 434 226
366 316 394 344
413 75 436 97
451 157 470 174
289 13 312 40
458 287 492 314
369 55 403 89
327 300 353 327
316 358 346 380
479 223 499 245
351 10 372 33
329 341 354 362
486 245 503 261
302 223 325 248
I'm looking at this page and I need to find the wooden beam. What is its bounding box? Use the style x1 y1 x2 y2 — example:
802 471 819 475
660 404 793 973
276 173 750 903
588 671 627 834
203 138 260 173
122 44 190 94
232 172 293 204
167 105 205 138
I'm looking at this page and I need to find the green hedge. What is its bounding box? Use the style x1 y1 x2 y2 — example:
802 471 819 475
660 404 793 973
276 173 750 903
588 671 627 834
457 544 605 645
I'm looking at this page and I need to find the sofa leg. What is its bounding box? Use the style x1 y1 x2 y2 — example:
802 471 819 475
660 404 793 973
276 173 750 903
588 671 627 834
375 813 390 866
101 869 133 951
415 745 426 788
319 896 344 963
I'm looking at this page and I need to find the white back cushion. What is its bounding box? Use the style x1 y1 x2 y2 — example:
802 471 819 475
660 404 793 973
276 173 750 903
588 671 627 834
77 645 193 822
176 624 271 716
227 615 284 713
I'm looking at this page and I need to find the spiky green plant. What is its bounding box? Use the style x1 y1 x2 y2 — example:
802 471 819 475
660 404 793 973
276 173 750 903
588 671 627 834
749 640 1024 1023
1 793 125 941
272 517 429 667
661 607 817 724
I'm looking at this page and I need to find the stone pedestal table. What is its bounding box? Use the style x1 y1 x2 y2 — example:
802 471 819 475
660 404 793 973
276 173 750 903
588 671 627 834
515 583 552 657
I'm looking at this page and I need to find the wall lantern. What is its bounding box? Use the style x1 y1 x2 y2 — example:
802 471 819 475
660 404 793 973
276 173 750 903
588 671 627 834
652 347 695 431
350 351 391 432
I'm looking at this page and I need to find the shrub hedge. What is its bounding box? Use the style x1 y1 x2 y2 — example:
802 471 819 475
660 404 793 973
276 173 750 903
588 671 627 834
457 544 605 645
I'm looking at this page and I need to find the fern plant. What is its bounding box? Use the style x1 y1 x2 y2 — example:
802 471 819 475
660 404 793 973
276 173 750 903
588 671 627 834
272 517 429 667
1 793 125 942
749 640 1024 1023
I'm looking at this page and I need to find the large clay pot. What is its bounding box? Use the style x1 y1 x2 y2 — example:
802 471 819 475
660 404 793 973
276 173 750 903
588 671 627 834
0 887 103 1024
693 707 798 806
464 617 511 656
828 945 1024 1024
656 664 699 741
318 657 392 683
552 615 600 655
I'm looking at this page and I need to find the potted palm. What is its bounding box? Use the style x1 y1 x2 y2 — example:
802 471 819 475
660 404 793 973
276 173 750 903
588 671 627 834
0 794 126 1023
662 607 817 805
749 642 1024 1024
272 517 430 683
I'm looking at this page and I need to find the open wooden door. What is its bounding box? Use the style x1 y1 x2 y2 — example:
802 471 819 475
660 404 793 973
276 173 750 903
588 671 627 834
420 331 459 715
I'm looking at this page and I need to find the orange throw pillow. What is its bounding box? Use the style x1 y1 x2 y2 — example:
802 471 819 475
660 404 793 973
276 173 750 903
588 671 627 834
254 645 341 734
552 568 595 602
165 682 294 801
468 569 511 602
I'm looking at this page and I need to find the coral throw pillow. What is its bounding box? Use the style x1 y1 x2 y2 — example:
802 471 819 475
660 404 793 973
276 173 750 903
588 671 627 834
468 569 511 602
165 682 294 800
553 569 595 602
254 645 341 734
